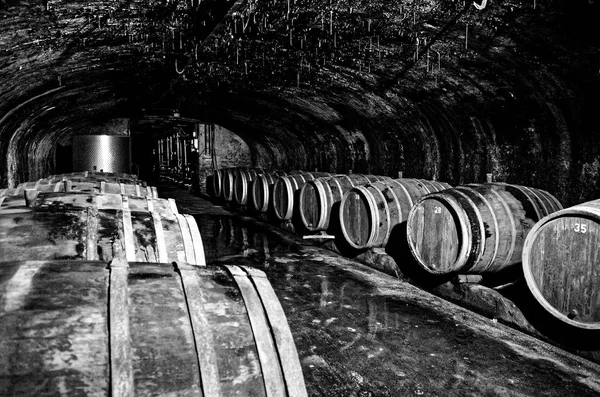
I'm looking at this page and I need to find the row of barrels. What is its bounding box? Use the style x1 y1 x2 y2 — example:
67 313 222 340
0 172 307 396
210 167 600 334
404 184 600 332
210 168 451 247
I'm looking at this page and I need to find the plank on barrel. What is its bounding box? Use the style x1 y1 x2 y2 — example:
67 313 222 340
128 264 202 395
194 266 268 396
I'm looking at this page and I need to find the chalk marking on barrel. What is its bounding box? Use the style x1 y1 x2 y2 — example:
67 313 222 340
86 206 100 261
108 257 134 397
2 261 40 312
120 197 136 262
225 265 286 397
241 266 309 397
175 262 223 397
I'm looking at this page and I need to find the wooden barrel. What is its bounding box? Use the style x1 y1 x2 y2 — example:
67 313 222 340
298 174 392 232
271 172 333 221
339 178 451 249
40 171 139 183
0 194 203 265
222 169 239 202
406 183 562 275
1 179 158 198
522 199 600 330
233 169 263 205
0 191 178 216
0 260 307 396
250 171 287 212
212 168 225 198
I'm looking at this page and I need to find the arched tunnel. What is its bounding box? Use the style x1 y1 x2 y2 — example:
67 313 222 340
2 0 600 395
2 0 599 206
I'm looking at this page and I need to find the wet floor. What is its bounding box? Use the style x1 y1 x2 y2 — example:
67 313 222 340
167 185 600 397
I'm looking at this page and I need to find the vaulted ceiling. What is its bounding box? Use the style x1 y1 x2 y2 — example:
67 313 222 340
1 0 599 206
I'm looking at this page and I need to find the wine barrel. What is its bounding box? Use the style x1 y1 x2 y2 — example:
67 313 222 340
1 179 158 198
271 172 334 221
339 178 452 249
250 171 288 212
522 199 600 330
40 171 139 183
298 174 392 232
0 195 203 265
0 191 178 216
222 169 239 202
406 183 562 275
211 168 225 198
0 260 307 396
233 169 263 206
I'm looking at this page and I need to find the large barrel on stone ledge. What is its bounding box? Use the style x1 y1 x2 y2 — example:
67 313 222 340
0 259 307 396
0 193 204 265
339 178 451 249
406 183 562 275
522 199 600 331
271 172 334 221
250 171 288 212
233 168 265 205
1 178 158 198
40 171 139 183
298 174 392 232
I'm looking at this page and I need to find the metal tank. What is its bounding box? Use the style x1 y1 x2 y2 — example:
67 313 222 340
72 134 131 173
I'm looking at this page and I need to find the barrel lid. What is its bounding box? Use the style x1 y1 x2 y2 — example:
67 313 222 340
407 193 472 274
523 208 600 330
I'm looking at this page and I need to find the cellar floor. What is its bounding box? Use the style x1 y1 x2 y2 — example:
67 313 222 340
162 183 600 397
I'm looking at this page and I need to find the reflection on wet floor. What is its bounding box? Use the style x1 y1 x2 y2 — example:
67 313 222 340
193 213 600 397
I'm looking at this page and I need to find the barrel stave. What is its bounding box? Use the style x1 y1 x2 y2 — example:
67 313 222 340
0 260 109 396
195 266 269 396
128 264 203 396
